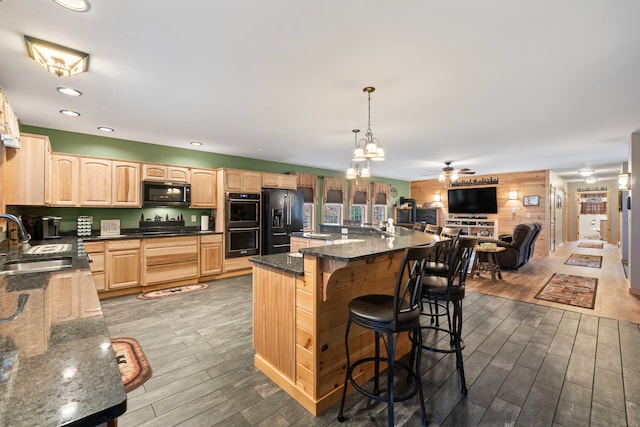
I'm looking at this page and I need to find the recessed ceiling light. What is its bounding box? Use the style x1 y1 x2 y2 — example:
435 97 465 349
53 0 90 12
190 141 203 146
98 127 114 132
57 86 82 97
60 109 80 117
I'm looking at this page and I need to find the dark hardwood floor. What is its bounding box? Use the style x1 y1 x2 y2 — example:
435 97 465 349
101 240 640 426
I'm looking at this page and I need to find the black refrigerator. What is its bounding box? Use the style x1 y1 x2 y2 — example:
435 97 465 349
262 188 304 254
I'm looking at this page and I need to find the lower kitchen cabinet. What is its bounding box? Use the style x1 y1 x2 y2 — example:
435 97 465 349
143 236 199 286
50 270 102 324
199 234 223 276
84 241 106 291
106 240 141 289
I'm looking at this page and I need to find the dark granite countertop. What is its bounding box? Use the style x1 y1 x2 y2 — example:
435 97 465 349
249 252 304 275
81 228 222 241
250 228 444 271
0 237 126 426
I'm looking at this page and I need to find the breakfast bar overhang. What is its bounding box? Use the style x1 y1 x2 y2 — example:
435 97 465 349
249 228 441 415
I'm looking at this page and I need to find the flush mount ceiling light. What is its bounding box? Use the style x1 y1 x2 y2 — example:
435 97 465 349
97 127 114 132
53 0 90 12
57 86 82 96
60 109 80 117
190 141 203 146
578 168 595 177
585 177 597 184
25 35 89 77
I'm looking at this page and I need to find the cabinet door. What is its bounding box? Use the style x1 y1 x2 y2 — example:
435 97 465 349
243 171 262 193
200 242 222 275
50 154 79 206
167 166 190 183
262 173 281 188
190 168 217 207
112 161 141 207
224 169 243 191
142 164 167 181
107 249 141 289
80 158 112 206
4 133 50 205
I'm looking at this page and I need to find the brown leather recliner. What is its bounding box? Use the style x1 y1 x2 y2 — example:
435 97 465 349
478 223 539 269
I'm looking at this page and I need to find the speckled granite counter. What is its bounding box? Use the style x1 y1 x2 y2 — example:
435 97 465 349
0 238 126 426
81 228 222 241
249 252 303 275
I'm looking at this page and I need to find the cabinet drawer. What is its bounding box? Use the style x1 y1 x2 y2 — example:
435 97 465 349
84 241 105 253
107 239 140 251
144 236 197 249
200 234 222 244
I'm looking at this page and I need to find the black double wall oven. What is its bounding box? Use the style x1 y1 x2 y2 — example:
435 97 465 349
225 192 260 258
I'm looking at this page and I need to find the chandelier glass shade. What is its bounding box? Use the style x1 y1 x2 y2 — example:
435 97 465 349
346 87 385 179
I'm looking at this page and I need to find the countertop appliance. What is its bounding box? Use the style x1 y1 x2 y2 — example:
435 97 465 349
262 188 303 255
225 193 260 258
34 216 61 240
142 181 191 206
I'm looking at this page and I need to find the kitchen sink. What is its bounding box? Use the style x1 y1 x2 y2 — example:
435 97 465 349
0 257 73 276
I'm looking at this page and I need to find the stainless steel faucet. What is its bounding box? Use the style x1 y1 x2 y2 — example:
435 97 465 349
0 214 31 243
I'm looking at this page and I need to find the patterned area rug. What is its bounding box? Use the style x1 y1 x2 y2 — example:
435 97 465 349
565 253 602 268
137 283 208 300
578 241 604 249
112 338 152 393
535 273 598 309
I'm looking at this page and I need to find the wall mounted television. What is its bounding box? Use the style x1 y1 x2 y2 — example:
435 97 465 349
447 186 498 214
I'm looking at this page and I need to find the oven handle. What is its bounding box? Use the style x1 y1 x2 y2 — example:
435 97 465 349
227 227 260 231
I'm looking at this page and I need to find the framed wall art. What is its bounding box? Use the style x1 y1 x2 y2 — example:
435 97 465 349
523 195 539 206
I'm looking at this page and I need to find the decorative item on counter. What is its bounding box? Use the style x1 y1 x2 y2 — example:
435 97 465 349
100 219 121 237
76 216 93 237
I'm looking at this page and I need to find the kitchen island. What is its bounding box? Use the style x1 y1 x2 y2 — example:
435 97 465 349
0 238 126 426
249 227 441 415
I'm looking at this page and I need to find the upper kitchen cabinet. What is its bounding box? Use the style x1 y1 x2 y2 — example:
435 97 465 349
262 172 297 190
142 163 190 183
112 161 141 207
80 158 112 206
50 154 80 206
222 168 261 193
4 133 51 205
190 168 217 208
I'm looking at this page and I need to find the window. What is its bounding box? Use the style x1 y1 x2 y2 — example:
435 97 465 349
351 204 367 224
373 204 387 223
323 203 343 225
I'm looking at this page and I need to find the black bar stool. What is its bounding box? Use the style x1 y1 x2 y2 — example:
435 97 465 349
337 244 435 427
419 236 477 395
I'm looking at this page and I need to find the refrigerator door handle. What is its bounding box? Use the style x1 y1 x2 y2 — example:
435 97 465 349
286 194 291 225
273 232 288 236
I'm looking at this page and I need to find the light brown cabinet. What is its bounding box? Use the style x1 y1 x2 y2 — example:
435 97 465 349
84 241 106 291
50 154 79 206
222 168 261 193
199 234 223 276
106 240 141 289
290 236 327 253
262 172 297 190
112 161 141 207
190 168 217 208
143 236 198 286
142 164 190 183
49 270 102 324
80 157 112 206
4 133 51 205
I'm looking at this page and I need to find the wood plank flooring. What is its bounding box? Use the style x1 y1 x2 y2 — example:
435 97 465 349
101 240 640 426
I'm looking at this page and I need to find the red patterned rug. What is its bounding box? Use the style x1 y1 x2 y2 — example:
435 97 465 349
137 283 208 300
578 241 604 249
565 253 602 268
112 338 152 393
534 273 598 309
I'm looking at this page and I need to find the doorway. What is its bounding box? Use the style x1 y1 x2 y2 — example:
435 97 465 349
575 190 609 240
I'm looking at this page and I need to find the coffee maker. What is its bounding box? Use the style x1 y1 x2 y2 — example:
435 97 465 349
34 216 62 240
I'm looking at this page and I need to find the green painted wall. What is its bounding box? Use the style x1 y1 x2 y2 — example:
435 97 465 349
17 125 410 232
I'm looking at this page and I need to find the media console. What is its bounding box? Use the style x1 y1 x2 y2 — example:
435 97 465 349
444 217 498 237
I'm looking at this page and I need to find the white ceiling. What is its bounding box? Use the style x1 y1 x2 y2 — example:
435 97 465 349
1 0 639 183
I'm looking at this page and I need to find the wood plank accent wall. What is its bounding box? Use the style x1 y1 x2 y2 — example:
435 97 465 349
410 169 549 256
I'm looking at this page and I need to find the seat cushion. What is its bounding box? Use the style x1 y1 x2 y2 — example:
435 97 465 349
422 276 465 301
349 294 420 332
423 261 448 276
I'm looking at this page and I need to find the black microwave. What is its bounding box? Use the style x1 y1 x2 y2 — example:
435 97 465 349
143 181 191 206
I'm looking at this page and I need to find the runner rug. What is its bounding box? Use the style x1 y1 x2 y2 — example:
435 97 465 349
565 253 602 268
137 283 208 300
534 273 598 309
578 241 604 249
112 338 152 393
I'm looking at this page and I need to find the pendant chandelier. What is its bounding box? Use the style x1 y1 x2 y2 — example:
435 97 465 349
346 86 384 179
347 129 371 179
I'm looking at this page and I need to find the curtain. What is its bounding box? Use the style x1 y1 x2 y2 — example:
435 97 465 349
579 192 607 215
372 182 390 205
324 177 346 204
350 179 369 204
291 172 317 203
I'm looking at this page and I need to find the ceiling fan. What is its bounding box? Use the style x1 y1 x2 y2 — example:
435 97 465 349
423 161 476 187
